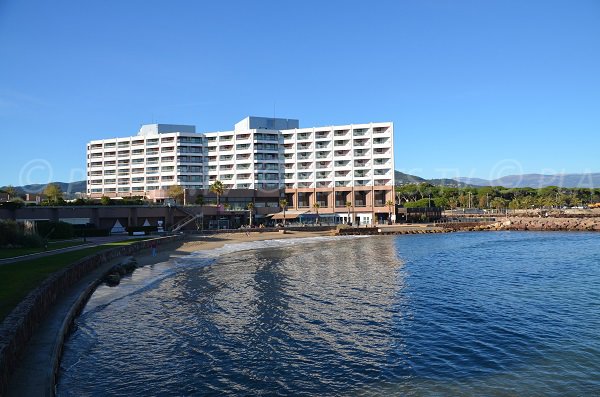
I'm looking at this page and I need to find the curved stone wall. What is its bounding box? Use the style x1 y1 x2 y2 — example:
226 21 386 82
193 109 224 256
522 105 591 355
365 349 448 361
0 236 183 396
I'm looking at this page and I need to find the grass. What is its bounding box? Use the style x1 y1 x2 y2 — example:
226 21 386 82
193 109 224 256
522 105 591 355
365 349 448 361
0 239 149 321
0 240 87 259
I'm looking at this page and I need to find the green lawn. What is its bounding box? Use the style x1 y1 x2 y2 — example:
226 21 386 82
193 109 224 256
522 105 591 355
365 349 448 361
0 239 149 321
0 240 87 259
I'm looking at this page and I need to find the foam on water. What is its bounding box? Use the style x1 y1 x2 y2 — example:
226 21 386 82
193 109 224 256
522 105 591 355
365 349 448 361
82 235 368 316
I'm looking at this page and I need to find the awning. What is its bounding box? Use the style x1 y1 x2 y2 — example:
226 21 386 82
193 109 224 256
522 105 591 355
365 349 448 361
270 210 308 220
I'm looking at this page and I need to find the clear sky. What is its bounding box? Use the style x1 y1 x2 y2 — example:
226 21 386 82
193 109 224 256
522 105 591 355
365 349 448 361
1 0 599 186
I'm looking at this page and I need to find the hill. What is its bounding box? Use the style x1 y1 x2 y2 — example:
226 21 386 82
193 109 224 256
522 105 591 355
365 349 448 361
1 181 86 198
456 173 600 188
394 171 469 187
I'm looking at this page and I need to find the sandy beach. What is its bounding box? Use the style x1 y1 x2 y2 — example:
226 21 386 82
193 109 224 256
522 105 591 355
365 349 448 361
134 230 334 267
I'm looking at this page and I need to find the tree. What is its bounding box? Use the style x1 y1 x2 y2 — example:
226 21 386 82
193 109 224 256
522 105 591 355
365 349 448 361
478 195 487 209
43 183 63 204
100 196 111 205
448 197 458 210
194 195 205 230
490 197 508 211
167 185 184 204
209 180 225 206
312 202 320 225
4 185 17 200
279 198 288 227
385 200 394 224
247 202 255 227
345 201 353 224
434 197 449 209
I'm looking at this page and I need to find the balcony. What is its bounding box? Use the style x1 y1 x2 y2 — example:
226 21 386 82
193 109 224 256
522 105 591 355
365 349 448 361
353 139 369 147
374 179 392 186
373 149 390 157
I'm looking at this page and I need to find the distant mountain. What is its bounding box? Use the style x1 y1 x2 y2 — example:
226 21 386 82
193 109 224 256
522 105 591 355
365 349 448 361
456 173 600 188
394 171 470 187
1 181 86 198
394 171 426 185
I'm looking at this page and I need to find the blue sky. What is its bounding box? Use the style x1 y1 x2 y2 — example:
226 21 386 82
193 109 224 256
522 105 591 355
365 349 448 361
1 0 599 186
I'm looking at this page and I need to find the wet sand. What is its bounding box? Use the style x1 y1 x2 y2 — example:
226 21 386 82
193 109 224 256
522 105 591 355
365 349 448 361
134 230 334 267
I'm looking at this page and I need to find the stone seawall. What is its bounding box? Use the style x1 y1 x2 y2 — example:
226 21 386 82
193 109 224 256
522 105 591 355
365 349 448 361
0 236 183 397
480 217 600 232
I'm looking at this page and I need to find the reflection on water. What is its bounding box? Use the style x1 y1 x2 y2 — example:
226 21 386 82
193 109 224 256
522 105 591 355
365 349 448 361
58 232 600 396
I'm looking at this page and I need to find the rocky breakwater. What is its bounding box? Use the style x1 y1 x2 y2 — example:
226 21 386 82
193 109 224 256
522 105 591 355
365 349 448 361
483 217 600 232
104 257 138 286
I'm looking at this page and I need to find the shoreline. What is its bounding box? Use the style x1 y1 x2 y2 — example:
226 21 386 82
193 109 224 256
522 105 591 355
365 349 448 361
6 227 598 395
133 230 334 268
5 231 332 396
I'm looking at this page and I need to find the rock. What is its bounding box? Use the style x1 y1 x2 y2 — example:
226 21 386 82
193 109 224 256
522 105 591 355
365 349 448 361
105 273 121 286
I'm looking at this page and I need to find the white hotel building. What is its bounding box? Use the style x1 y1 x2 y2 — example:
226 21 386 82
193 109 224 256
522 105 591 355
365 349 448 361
86 116 395 224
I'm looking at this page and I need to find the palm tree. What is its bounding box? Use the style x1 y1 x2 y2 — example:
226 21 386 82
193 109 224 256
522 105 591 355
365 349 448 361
279 198 288 227
385 199 394 224
312 202 320 225
247 202 255 227
345 201 352 225
195 195 205 230
5 185 17 201
209 180 225 206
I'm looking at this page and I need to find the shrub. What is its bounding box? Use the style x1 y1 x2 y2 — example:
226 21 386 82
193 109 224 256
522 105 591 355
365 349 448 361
0 201 24 210
0 220 43 248
36 221 74 239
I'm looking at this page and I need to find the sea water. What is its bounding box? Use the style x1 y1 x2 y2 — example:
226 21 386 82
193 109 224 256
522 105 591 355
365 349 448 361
57 232 600 396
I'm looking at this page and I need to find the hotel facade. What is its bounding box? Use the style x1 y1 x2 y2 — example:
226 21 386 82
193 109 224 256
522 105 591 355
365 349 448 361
86 116 395 225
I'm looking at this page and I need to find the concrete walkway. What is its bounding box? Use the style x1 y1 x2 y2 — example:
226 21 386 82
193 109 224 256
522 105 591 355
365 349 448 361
5 256 124 397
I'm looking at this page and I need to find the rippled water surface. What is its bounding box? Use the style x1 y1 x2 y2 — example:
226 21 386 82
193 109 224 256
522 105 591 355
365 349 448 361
58 232 600 396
